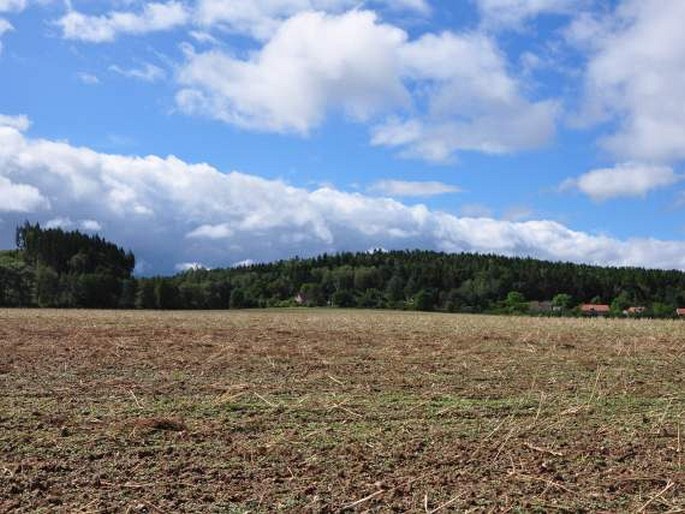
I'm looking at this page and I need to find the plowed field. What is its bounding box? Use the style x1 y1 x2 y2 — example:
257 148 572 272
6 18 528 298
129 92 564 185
2 309 685 512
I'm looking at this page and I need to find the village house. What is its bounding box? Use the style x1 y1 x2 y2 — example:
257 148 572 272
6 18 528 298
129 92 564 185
677 308 685 317
623 306 646 316
580 304 611 317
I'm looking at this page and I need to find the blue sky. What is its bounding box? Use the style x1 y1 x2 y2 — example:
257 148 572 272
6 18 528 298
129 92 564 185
2 0 685 273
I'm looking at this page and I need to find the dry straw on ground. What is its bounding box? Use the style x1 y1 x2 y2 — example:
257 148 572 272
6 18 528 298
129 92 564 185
1 308 685 512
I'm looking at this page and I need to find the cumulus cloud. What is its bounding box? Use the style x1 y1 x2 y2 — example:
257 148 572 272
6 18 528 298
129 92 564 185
476 0 576 29
369 180 461 197
0 17 12 54
0 113 29 131
57 1 189 43
194 0 354 40
0 176 49 212
53 0 429 44
0 0 25 13
175 261 208 272
178 11 557 161
186 223 233 240
372 31 558 161
575 1 685 162
44 217 101 231
194 0 430 40
80 219 102 231
177 10 408 134
563 11 607 50
188 30 219 45
561 163 681 201
384 0 430 15
110 63 166 83
45 217 71 229
3 118 685 272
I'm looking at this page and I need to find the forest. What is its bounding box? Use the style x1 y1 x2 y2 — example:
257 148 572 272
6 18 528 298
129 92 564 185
1 222 135 308
2 223 685 316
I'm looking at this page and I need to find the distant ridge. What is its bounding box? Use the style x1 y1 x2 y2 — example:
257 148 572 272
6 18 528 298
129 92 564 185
2 225 685 316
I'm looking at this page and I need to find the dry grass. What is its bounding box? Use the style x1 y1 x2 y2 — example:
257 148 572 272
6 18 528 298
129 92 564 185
2 309 685 512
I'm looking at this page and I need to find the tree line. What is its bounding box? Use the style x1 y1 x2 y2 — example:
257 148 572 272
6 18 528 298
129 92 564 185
2 223 685 316
1 222 135 308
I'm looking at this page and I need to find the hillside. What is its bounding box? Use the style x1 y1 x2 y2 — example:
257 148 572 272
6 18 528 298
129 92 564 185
150 250 685 315
3 224 685 314
0 223 135 308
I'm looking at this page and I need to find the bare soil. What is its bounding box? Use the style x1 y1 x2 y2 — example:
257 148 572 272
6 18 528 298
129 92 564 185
1 309 685 512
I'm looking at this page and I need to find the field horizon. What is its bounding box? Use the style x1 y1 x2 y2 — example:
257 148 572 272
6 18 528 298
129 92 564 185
2 308 685 512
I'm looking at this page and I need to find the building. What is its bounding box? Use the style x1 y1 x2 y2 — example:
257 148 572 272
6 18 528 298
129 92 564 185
677 308 685 317
580 304 610 316
624 306 646 316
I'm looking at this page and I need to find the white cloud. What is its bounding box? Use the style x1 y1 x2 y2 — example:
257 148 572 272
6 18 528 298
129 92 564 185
194 0 430 40
389 0 430 15
52 0 429 44
369 179 461 197
45 216 72 229
371 105 557 163
110 63 166 83
178 11 557 161
561 163 681 201
188 30 219 45
4 122 685 272
0 17 12 55
372 31 558 161
177 10 408 134
57 1 189 43
0 0 25 13
563 11 607 50
575 1 685 162
45 217 101 231
175 261 208 272
186 223 233 240
0 113 29 131
0 175 49 212
194 0 344 40
80 219 102 231
476 0 575 29
232 259 255 268
77 72 100 85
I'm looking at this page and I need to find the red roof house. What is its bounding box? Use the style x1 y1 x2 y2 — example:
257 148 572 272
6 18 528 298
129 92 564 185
581 304 610 316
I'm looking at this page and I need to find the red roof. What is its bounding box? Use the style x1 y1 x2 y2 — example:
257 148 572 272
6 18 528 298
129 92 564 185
677 308 685 316
581 304 610 313
626 306 646 314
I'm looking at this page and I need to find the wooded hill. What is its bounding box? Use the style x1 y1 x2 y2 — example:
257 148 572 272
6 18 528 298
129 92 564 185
2 223 685 316
0 223 135 308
